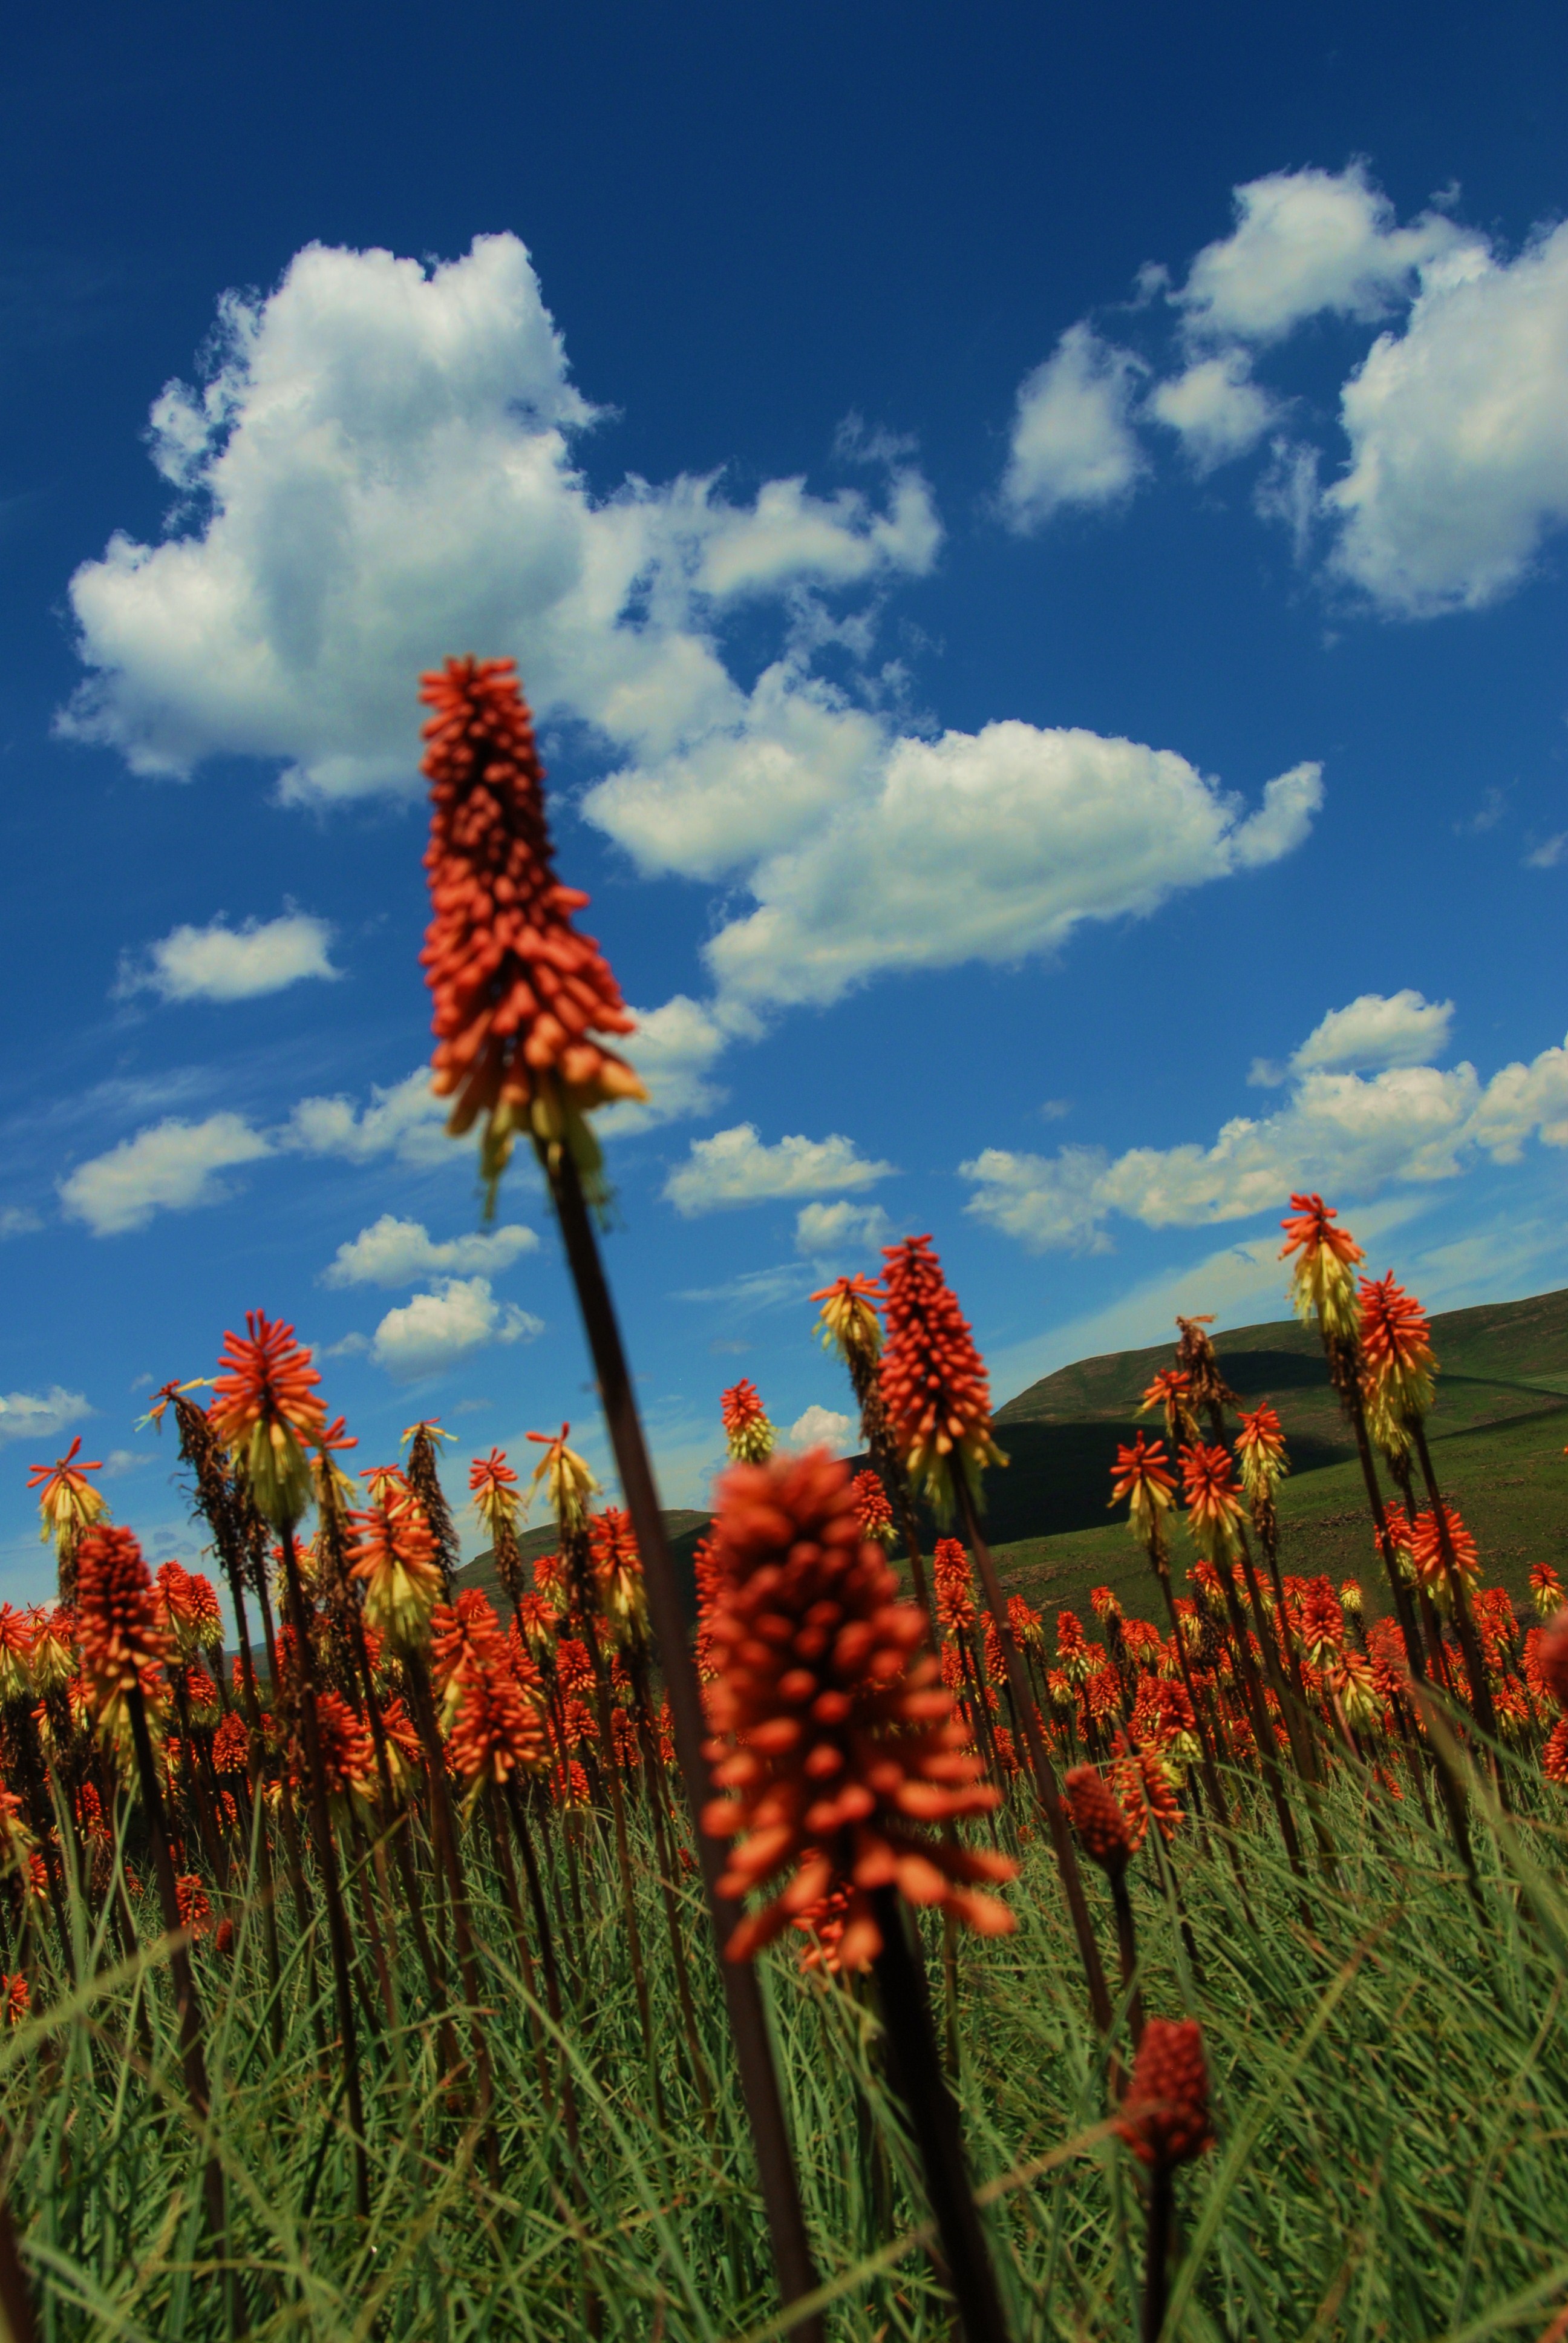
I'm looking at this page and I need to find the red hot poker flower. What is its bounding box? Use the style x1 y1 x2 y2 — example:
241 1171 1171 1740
210 1312 327 1529
76 1525 171 1724
1180 1444 1246 1564
720 1378 776 1464
701 1447 1016 1969
1112 2018 1215 2168
1234 1404 1289 1502
418 656 644 1205
468 1448 521 1538
878 1236 1005 1518
850 1470 896 1547
1063 1764 1133 1876
811 1275 884 1368
1359 1272 1437 1455
932 1536 976 1635
1280 1193 1364 1343
1530 1562 1564 1618
587 1507 647 1643
348 1493 444 1653
27 1435 107 1553
1536 1611 1568 1711
1138 1369 1198 1448
1109 1434 1177 1542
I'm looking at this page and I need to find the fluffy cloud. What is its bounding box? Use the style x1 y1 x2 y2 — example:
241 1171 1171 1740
0 1386 92 1448
596 994 736 1135
1175 164 1464 344
1001 324 1146 528
794 1199 893 1255
370 1277 542 1380
697 735 1323 1009
324 1214 537 1288
962 1010 1568 1253
783 1404 856 1454
1149 349 1276 469
664 1124 893 1216
1289 989 1454 1076
60 233 936 805
117 910 338 1003
60 1112 272 1235
285 1068 449 1168
1325 222 1568 614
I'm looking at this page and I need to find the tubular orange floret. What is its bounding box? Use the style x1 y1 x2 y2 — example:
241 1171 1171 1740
209 1311 327 1529
1109 1432 1177 1539
418 656 645 1207
526 1423 599 1533
721 1378 776 1464
1530 1562 1564 1619
1280 1193 1364 1343
878 1235 1006 1519
701 1447 1016 1970
1138 1369 1198 1447
1112 2017 1215 2168
468 1447 521 1534
849 1469 896 1547
932 1537 976 1634
1357 1273 1437 1450
1063 1763 1134 1875
298 1690 376 1806
1408 1504 1480 1604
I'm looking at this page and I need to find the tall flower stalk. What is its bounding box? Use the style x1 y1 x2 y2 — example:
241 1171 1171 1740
416 655 822 2335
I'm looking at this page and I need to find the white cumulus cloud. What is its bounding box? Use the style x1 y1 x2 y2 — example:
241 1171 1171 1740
324 1214 537 1288
1290 989 1454 1076
1001 323 1146 529
1325 220 1568 614
117 910 338 1003
962 1009 1568 1253
370 1277 542 1380
1149 349 1277 469
664 1124 893 1216
1175 163 1465 344
783 1404 857 1455
60 1112 272 1235
596 994 737 1135
794 1199 892 1256
695 734 1323 1009
285 1068 449 1168
0 1387 93 1449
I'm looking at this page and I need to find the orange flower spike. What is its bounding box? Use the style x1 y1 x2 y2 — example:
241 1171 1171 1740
588 1506 648 1643
27 1435 108 1550
1138 1368 1198 1448
878 1235 1007 1519
526 1423 598 1533
1234 1403 1290 1503
932 1536 976 1635
468 1447 522 1538
849 1470 896 1548
701 1446 1016 1968
209 1311 327 1529
28 1607 76 1695
1180 1444 1246 1565
347 1493 444 1653
1280 1192 1364 1344
720 1378 776 1464
0 1609 33 1705
1112 2017 1215 2169
417 656 645 1209
1109 1432 1177 1541
811 1274 884 1368
1063 1764 1133 1877
76 1525 172 1730
1357 1271 1437 1454
1529 1562 1564 1619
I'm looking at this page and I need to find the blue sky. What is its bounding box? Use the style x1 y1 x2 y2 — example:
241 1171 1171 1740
4 0 1568 1600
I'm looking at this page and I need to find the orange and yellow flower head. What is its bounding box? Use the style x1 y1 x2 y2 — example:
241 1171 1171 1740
1357 1271 1437 1454
811 1274 884 1369
418 657 645 1208
588 1506 648 1644
348 1491 444 1654
1109 1433 1177 1542
526 1424 599 1536
1234 1403 1290 1503
1180 1444 1246 1567
878 1236 1005 1520
1112 2019 1215 2169
27 1437 107 1553
720 1379 776 1465
468 1447 521 1539
76 1525 172 1744
1280 1193 1365 1345
701 1447 1016 1970
210 1312 327 1530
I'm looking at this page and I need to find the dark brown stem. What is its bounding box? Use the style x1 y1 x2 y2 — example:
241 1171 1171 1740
869 1886 1015 2343
0 2180 38 2343
1410 1420 1501 1748
1141 2161 1174 2343
275 1525 370 2221
544 1144 823 2338
953 1474 1115 2035
123 1681 230 2305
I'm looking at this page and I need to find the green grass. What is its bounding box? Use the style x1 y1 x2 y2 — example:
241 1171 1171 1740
14 1725 1568 2339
